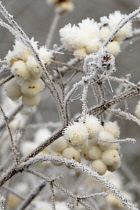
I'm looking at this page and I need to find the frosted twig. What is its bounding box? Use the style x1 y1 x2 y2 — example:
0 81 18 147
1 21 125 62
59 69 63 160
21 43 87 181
103 7 140 47
108 108 140 127
0 105 20 164
0 194 5 210
18 155 138 210
97 138 136 144
49 182 56 210
0 75 14 87
17 181 46 210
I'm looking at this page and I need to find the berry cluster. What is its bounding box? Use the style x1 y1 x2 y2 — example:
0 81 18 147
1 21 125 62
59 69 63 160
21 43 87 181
59 11 132 59
5 40 52 106
49 115 121 175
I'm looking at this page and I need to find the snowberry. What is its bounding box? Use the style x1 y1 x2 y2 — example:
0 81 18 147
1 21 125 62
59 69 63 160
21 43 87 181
64 122 88 146
91 159 107 175
108 160 121 172
74 48 87 60
5 78 22 101
38 46 52 65
50 136 68 153
84 115 101 139
101 149 120 166
21 79 45 97
11 60 31 81
98 130 116 151
104 121 120 139
100 27 111 41
56 1 74 13
81 143 91 160
62 147 80 162
26 56 42 79
34 128 51 144
22 94 40 106
107 41 120 56
88 145 102 160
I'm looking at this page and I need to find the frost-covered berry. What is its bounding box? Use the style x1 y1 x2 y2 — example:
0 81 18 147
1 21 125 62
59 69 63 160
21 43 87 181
81 143 91 160
50 136 68 153
38 46 52 65
62 147 80 162
109 11 132 41
108 160 121 172
84 115 101 139
107 41 120 56
5 78 22 101
101 150 120 166
91 159 107 175
74 48 87 60
100 27 111 41
11 60 31 81
98 130 116 151
104 121 120 139
21 141 38 155
88 145 102 160
64 122 88 146
21 79 45 97
135 101 140 119
22 95 40 106
26 56 42 79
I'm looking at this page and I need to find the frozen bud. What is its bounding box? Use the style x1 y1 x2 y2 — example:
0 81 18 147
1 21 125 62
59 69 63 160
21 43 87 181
88 145 102 160
64 122 88 146
74 48 87 60
56 1 74 13
101 150 120 166
81 143 91 160
21 79 45 97
22 94 40 106
100 27 111 41
62 147 80 162
38 46 53 65
50 136 68 153
5 78 22 101
91 159 107 175
107 41 120 56
108 160 121 172
26 56 42 79
84 115 101 139
98 130 116 151
135 101 140 119
104 121 120 139
11 60 31 81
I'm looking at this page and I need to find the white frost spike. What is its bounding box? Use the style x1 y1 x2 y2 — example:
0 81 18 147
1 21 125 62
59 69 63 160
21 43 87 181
26 56 42 79
22 94 40 106
104 121 120 139
84 115 101 139
64 122 88 146
135 101 140 119
5 78 22 101
21 79 45 97
50 136 68 153
11 60 31 81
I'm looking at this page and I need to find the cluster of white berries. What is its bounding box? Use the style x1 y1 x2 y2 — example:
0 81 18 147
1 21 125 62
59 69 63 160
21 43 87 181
49 115 121 175
135 101 140 119
47 0 74 13
59 11 132 59
5 39 52 106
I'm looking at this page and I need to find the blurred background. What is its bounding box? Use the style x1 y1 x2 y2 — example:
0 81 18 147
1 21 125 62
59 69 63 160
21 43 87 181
0 0 140 209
